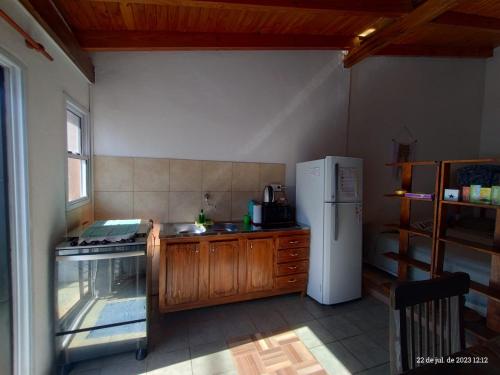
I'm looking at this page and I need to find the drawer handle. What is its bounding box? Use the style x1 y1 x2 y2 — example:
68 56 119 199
289 252 299 257
289 240 299 244
288 278 297 283
287 266 298 270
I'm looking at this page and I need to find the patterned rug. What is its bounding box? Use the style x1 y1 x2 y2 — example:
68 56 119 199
229 331 327 375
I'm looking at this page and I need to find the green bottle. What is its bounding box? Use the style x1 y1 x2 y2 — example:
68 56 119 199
198 209 205 224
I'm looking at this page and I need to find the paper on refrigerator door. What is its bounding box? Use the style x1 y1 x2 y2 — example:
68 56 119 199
339 167 357 199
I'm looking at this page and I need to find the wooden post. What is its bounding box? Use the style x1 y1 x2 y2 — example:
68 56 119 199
486 209 500 331
432 162 449 275
398 164 412 280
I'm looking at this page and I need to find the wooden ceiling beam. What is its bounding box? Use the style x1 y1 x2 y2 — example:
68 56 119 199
19 0 95 82
343 0 465 68
433 11 500 32
89 0 414 17
76 30 357 50
377 44 493 58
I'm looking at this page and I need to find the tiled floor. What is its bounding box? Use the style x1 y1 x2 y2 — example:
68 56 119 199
69 294 390 375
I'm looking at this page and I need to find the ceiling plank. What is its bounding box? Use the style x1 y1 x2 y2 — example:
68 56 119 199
343 0 465 67
76 30 357 50
19 0 95 82
89 0 414 17
433 11 500 31
377 44 493 57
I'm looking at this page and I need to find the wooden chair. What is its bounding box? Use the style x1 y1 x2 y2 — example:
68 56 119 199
389 272 470 374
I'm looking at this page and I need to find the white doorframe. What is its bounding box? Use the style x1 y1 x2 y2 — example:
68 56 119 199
0 48 33 375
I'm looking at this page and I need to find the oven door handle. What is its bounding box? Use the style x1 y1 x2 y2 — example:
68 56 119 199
56 250 145 261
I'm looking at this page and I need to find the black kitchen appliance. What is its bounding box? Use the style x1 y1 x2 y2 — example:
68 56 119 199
261 202 295 228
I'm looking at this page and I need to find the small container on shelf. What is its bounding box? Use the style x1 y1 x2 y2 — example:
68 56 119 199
470 185 481 203
444 189 460 202
462 186 470 202
492 186 500 205
479 187 492 204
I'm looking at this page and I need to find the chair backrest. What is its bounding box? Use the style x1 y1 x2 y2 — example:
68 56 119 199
389 272 470 374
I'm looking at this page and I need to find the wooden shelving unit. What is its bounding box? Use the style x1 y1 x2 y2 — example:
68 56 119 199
434 158 500 332
382 160 440 280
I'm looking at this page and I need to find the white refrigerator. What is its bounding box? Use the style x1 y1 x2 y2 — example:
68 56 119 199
296 156 363 305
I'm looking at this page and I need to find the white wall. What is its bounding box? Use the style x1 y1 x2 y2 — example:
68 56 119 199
0 1 91 373
347 56 485 232
480 47 500 157
93 51 351 194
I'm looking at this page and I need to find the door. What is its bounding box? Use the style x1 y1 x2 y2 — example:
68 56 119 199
246 238 274 292
0 66 12 375
325 156 363 203
166 243 200 305
55 249 147 334
323 202 362 304
209 240 239 298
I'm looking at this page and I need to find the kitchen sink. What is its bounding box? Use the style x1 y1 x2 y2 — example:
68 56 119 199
211 223 238 232
174 223 207 234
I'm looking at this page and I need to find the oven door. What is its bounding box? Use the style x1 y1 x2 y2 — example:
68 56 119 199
55 248 147 335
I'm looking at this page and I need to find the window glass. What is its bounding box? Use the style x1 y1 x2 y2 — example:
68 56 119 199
66 110 81 155
66 103 89 205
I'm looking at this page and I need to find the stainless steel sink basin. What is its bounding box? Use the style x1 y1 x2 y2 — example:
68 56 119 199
174 223 206 234
211 223 239 232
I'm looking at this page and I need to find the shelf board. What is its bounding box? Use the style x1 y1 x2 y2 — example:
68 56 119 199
441 272 500 303
442 158 498 165
385 161 438 167
384 194 434 202
438 235 500 256
441 200 500 210
383 252 431 272
384 224 433 239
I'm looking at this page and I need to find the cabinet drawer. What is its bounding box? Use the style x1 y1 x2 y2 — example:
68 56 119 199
277 247 309 263
277 236 309 249
277 261 309 276
276 273 308 289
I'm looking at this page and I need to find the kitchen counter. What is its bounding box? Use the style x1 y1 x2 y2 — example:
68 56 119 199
159 222 309 239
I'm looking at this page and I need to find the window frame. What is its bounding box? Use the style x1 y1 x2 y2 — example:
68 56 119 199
65 96 91 210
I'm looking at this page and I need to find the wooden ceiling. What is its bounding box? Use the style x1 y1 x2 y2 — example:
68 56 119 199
15 0 500 82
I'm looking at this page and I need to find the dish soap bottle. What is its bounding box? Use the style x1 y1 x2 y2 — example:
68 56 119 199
198 209 206 225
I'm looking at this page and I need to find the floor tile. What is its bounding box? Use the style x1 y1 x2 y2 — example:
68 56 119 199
188 318 226 347
249 309 288 333
357 362 390 375
302 299 337 319
317 315 363 340
342 306 389 332
340 334 389 369
310 342 365 375
70 369 101 375
277 303 315 325
151 326 190 353
292 320 336 349
146 348 192 375
363 327 389 352
191 341 236 375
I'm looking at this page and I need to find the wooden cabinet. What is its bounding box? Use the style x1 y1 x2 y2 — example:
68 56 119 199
245 238 275 293
208 240 239 298
159 229 309 313
164 242 200 306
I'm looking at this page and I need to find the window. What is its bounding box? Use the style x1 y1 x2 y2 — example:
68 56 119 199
66 99 90 207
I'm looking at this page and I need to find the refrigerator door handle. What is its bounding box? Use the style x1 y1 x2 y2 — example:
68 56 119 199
334 204 339 241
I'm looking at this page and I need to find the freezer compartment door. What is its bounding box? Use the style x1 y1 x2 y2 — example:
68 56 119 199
323 203 362 304
325 156 363 203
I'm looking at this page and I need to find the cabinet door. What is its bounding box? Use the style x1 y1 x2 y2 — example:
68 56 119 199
246 238 274 292
209 240 239 298
166 243 200 305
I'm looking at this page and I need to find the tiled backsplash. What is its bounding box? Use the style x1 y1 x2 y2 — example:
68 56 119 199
93 156 286 224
